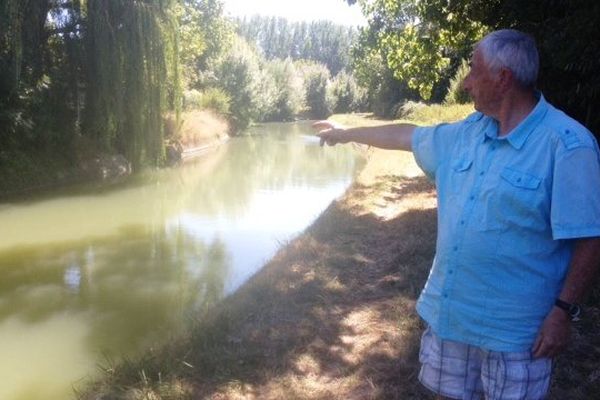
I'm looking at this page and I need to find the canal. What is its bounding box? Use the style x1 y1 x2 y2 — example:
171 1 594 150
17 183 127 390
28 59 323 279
0 121 364 399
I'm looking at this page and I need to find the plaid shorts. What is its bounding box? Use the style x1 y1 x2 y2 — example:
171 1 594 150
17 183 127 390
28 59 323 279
418 327 552 400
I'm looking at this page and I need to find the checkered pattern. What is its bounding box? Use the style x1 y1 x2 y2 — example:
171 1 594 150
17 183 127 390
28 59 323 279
418 327 552 400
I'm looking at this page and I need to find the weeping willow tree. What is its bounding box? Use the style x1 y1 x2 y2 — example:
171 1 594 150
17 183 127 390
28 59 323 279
0 0 24 98
85 0 181 168
0 0 48 92
0 0 53 144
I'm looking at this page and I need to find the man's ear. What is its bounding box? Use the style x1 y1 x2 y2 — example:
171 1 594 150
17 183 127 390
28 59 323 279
497 67 514 91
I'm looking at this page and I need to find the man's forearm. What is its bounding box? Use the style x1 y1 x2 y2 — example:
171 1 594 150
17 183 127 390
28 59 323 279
333 123 417 151
557 237 600 304
532 237 600 358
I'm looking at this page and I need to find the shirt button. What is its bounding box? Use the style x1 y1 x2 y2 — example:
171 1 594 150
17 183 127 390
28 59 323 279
443 293 448 298
460 220 465 225
453 246 458 251
449 270 454 275
479 171 484 176
470 195 475 200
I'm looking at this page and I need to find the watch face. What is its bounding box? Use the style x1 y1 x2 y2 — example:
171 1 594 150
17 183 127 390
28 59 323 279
556 299 582 322
569 304 582 322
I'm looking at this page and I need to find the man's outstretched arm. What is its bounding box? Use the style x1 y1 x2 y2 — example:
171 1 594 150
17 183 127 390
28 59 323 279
313 120 417 152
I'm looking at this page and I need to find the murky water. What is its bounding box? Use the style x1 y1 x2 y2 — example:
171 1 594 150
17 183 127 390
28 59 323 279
0 122 363 400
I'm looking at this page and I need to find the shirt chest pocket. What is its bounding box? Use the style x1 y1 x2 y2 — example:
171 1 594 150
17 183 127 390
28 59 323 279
500 167 541 190
447 158 473 196
480 167 546 231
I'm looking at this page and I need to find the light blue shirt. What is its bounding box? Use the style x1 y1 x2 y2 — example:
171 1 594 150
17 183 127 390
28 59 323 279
412 94 600 352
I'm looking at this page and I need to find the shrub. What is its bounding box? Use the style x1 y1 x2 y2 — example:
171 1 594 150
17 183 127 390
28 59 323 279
330 71 367 113
199 88 231 115
444 59 471 105
395 101 427 119
211 37 262 132
183 88 231 116
296 61 333 119
183 90 203 110
260 58 304 121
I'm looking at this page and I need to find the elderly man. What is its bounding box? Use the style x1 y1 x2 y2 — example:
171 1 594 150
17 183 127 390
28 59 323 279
314 29 600 399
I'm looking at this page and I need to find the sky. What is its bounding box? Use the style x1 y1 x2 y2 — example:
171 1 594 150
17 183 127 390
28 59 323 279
222 0 367 26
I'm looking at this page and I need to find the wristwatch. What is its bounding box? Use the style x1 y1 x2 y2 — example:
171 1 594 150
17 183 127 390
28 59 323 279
555 299 582 322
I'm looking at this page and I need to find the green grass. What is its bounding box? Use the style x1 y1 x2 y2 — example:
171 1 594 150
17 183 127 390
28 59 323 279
400 102 474 125
330 102 474 127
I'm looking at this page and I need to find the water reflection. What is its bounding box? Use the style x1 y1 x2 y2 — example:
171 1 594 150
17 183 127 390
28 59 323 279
0 121 363 400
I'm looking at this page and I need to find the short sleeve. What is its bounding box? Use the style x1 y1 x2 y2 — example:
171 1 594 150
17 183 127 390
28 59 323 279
412 121 462 180
551 144 600 240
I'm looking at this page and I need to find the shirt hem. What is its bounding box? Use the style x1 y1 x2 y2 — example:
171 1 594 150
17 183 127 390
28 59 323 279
553 227 600 240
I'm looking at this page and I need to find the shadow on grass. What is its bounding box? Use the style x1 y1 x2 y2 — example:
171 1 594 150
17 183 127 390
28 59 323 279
189 192 436 398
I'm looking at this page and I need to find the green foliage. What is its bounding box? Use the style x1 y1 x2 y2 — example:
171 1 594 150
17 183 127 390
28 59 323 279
444 59 471 104
0 0 86 173
183 88 231 115
351 0 485 101
84 0 180 168
260 58 304 121
176 0 234 88
198 88 231 115
183 89 203 110
0 0 184 180
211 37 262 132
330 71 367 113
351 0 600 136
351 39 418 118
297 61 334 119
440 0 600 137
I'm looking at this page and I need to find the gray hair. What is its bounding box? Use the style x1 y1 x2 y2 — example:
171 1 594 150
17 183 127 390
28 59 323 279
478 29 539 88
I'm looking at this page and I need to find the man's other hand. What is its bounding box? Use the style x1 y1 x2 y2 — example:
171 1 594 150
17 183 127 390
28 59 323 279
532 306 571 358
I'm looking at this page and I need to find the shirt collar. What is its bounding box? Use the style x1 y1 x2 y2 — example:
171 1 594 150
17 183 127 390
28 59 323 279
482 92 548 149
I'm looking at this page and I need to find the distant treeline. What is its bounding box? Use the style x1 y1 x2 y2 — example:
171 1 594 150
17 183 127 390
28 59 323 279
234 16 357 76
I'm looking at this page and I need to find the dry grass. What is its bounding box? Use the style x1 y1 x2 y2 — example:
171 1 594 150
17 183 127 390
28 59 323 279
80 109 600 400
167 110 231 149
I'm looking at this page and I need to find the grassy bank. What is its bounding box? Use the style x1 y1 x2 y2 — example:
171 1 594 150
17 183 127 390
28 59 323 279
79 105 600 400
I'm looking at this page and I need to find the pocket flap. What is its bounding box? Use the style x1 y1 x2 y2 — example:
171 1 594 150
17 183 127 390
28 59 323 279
452 159 473 172
500 168 541 189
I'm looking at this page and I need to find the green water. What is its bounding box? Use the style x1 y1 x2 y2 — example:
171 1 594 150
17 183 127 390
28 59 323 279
0 122 363 400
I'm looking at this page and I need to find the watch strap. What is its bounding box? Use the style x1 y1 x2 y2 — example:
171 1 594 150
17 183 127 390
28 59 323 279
555 298 581 321
554 298 571 311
